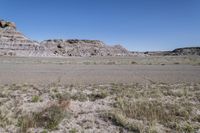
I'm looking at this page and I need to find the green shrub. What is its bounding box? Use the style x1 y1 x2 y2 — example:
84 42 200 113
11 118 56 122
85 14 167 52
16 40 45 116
32 95 40 102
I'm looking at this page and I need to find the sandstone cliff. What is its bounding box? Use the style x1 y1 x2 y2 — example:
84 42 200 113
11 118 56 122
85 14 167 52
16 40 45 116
0 20 54 57
0 19 130 57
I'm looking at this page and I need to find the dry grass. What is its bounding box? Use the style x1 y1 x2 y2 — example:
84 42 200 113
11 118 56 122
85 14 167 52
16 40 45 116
0 56 200 65
18 101 71 132
0 82 199 132
103 83 200 132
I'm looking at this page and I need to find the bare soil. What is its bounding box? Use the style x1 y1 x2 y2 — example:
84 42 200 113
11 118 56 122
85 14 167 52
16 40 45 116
0 56 199 84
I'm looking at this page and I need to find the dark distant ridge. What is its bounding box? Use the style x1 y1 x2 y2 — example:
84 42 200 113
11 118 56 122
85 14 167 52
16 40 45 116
142 47 200 56
171 47 200 56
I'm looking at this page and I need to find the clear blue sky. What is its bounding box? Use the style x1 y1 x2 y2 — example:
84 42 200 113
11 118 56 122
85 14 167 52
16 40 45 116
1 0 200 51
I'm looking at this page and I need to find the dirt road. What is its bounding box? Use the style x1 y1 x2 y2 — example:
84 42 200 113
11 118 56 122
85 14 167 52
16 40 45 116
0 62 199 84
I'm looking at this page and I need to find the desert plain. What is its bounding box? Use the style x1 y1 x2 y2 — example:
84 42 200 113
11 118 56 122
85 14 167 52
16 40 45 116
0 55 200 133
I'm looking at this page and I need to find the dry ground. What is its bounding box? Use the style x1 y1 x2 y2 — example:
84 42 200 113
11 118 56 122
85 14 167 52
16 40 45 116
0 56 200 133
0 56 199 84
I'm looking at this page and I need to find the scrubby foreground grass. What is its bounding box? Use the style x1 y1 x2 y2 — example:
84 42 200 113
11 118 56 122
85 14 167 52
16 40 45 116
0 82 199 132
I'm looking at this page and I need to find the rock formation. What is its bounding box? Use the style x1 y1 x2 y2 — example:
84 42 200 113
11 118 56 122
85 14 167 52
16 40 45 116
0 20 16 29
41 39 130 57
0 19 199 57
0 19 130 57
0 20 54 57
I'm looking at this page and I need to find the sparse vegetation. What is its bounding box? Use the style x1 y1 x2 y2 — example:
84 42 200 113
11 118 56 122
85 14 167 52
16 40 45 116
18 103 70 132
103 83 200 132
0 82 199 132
0 17 200 133
33 104 67 129
0 56 200 65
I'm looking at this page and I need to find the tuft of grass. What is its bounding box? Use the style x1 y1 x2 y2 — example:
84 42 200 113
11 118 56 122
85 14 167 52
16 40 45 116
105 111 144 132
41 130 48 133
0 111 11 127
108 98 194 132
34 104 66 129
55 92 71 102
18 104 70 132
131 61 137 64
174 62 180 65
17 114 39 133
31 95 40 102
182 123 194 133
71 92 88 102
69 128 78 133
116 98 191 124
88 91 108 101
103 83 199 132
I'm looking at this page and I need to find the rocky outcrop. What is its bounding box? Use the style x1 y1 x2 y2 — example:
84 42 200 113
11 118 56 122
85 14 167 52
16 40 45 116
0 19 130 57
1 19 199 57
0 20 53 57
170 47 200 56
41 39 130 57
0 20 16 29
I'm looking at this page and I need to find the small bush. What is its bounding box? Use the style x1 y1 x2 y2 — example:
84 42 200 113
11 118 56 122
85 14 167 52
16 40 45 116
34 104 66 129
88 90 108 101
131 61 137 64
174 62 180 65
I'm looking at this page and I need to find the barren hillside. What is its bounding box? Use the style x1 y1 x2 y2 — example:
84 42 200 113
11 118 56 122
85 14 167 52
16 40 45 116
0 20 130 57
41 39 129 57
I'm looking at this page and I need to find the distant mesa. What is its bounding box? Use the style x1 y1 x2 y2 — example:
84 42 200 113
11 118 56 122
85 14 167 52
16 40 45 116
171 47 200 56
143 47 200 56
0 19 199 57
